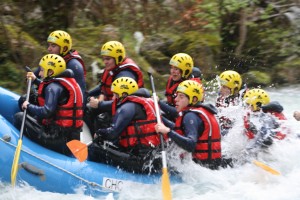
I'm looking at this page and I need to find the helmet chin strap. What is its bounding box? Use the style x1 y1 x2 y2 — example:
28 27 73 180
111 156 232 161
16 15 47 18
45 69 54 78
61 46 68 55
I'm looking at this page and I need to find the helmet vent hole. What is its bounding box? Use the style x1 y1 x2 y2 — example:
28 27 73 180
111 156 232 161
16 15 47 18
184 70 190 78
118 56 123 63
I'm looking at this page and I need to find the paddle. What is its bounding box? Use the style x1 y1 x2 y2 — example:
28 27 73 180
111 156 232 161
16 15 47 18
66 139 93 162
253 160 280 175
148 72 172 200
11 76 32 186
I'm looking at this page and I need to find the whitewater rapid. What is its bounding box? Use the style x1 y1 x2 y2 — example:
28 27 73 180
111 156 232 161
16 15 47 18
1 85 300 200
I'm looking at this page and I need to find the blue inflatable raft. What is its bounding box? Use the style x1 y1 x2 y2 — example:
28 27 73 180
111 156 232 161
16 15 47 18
0 86 180 197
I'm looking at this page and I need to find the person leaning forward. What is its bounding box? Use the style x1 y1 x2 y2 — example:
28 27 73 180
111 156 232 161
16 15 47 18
85 41 144 133
158 53 202 122
19 30 87 110
155 80 228 170
88 77 161 173
14 54 84 155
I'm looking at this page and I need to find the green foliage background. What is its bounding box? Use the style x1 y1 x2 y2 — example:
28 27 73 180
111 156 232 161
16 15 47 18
1 0 300 94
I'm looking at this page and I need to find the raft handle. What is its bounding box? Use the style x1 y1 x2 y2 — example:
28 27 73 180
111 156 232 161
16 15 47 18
20 162 45 177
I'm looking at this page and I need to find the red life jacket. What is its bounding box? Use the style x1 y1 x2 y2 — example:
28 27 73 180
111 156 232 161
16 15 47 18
112 96 160 148
63 50 87 78
165 77 203 106
243 112 255 139
100 58 144 100
190 77 202 84
175 106 222 161
38 78 83 128
243 111 287 140
265 111 287 140
165 77 182 106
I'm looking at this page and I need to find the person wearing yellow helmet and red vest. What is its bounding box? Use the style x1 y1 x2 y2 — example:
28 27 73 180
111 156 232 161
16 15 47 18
216 70 244 108
41 30 86 96
155 80 226 170
88 41 144 101
19 30 87 110
88 77 161 173
243 89 287 153
158 53 202 122
215 70 246 136
86 41 144 133
14 54 83 155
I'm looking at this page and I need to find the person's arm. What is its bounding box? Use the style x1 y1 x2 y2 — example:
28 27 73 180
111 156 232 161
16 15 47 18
247 113 278 150
88 85 102 97
161 116 175 129
67 59 86 94
96 102 136 140
156 112 203 152
98 100 113 112
27 82 63 118
158 100 178 119
168 112 203 152
97 94 105 101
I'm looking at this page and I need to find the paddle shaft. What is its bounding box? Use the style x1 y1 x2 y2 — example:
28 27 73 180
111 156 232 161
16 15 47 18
19 78 32 138
149 74 168 168
11 77 32 185
253 160 280 175
148 72 172 200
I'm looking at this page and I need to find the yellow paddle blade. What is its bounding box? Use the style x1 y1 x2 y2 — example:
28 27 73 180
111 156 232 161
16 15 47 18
66 140 88 162
11 139 22 186
162 167 172 200
253 160 281 175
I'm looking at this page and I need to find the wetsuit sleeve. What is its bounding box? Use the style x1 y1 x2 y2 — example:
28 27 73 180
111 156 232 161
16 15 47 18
167 112 204 152
161 116 175 129
34 67 41 78
88 85 102 97
247 113 279 149
158 100 178 119
115 70 138 82
96 102 136 140
67 59 86 94
98 100 113 112
27 82 64 118
31 67 42 86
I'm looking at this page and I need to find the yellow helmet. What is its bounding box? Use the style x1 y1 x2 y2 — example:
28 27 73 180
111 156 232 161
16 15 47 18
47 30 72 56
243 89 270 111
169 53 194 79
111 77 138 97
219 70 242 95
39 54 66 78
176 80 204 105
101 41 125 65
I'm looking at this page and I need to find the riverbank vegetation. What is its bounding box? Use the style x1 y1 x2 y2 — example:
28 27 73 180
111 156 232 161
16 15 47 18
1 0 300 93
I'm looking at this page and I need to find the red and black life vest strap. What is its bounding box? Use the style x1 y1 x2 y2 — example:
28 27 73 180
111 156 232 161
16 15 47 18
55 104 83 127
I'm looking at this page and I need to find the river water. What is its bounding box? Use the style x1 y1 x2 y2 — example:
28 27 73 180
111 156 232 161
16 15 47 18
1 85 300 200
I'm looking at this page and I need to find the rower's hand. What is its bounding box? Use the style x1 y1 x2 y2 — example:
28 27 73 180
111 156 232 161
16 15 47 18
26 72 36 81
151 94 160 102
22 101 30 110
89 97 99 108
155 123 170 135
